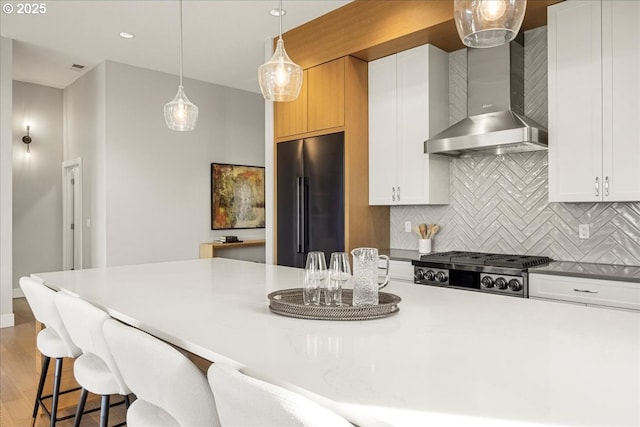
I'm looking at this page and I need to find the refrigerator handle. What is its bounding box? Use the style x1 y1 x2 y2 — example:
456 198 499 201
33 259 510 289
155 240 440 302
296 177 305 254
302 177 309 253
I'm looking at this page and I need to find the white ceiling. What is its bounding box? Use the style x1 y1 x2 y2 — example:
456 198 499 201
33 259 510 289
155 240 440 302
0 0 351 92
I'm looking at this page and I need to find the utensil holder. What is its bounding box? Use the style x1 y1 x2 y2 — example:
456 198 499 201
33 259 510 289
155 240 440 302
418 239 432 254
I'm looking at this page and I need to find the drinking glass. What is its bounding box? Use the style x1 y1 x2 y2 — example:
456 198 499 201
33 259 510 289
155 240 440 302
303 251 326 305
326 252 350 306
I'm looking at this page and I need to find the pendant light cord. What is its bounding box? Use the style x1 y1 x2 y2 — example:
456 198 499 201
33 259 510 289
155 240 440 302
278 0 283 41
179 0 184 87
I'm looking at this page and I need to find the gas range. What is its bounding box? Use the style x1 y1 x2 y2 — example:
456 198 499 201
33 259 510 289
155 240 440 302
411 251 553 298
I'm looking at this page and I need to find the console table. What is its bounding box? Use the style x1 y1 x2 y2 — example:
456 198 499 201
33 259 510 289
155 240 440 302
199 239 266 259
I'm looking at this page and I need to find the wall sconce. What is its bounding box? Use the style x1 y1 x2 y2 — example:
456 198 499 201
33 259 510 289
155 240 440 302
22 124 32 156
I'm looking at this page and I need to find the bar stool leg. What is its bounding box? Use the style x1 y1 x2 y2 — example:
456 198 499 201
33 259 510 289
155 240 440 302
99 395 110 427
50 358 64 427
73 388 89 427
31 356 51 427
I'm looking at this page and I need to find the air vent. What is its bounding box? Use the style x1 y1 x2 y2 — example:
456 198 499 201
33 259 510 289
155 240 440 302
70 64 85 71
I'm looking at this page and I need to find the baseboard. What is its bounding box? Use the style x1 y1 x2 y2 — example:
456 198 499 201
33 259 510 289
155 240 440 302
0 313 15 328
13 288 24 298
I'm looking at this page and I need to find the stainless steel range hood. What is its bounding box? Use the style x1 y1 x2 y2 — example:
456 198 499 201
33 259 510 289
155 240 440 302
425 34 547 157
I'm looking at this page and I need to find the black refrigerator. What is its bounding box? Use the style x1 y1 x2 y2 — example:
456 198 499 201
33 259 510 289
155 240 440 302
277 132 345 268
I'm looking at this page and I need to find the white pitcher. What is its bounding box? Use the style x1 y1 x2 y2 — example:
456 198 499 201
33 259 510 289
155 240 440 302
350 248 390 306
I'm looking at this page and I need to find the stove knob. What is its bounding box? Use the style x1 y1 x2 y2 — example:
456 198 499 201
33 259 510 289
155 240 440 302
414 269 425 280
481 276 494 288
494 277 508 290
508 279 522 292
425 270 435 281
435 271 447 282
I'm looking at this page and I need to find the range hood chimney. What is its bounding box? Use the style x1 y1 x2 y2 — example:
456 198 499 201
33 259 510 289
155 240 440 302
425 34 547 157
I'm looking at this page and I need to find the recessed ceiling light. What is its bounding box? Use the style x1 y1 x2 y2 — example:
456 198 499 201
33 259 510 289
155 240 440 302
269 9 285 17
119 32 135 39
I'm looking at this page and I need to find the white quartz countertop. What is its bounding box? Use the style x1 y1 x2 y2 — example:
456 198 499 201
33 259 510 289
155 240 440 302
33 258 640 427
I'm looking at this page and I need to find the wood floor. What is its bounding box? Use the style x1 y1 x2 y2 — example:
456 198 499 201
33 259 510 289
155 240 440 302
0 298 127 427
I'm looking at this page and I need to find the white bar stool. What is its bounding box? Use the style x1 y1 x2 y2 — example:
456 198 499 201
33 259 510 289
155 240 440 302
54 292 132 427
207 362 354 427
102 318 220 427
19 277 82 427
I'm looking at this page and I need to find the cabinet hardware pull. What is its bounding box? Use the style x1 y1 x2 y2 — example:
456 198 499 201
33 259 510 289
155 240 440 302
605 176 609 197
595 177 599 197
573 288 598 294
397 186 401 201
392 187 396 202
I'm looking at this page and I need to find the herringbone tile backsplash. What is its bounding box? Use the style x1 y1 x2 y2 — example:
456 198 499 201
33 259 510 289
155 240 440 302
390 27 640 265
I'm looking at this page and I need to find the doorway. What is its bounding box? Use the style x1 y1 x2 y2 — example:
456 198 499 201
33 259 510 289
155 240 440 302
62 158 82 270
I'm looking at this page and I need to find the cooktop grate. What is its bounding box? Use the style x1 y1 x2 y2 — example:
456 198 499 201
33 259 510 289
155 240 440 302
419 251 552 269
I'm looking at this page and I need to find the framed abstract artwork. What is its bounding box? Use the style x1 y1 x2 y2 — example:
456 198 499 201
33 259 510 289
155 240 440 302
211 163 265 230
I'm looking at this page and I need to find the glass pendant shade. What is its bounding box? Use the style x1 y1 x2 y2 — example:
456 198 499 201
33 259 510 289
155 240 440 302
454 0 527 48
164 0 198 131
164 85 199 131
259 38 303 102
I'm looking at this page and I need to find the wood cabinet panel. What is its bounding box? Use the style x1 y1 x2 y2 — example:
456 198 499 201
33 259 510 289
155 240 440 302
307 58 345 132
274 58 345 139
279 1 560 69
343 56 390 252
274 70 307 138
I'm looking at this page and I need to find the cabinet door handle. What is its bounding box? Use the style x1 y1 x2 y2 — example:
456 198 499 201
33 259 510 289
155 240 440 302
573 288 598 294
392 187 396 202
595 177 599 197
605 176 609 197
397 186 401 201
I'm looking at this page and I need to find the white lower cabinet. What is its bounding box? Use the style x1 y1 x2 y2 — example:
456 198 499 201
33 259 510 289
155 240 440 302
389 260 414 283
529 273 640 311
368 44 450 206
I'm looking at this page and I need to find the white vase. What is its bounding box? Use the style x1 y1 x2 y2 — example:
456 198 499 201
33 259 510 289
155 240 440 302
418 239 432 254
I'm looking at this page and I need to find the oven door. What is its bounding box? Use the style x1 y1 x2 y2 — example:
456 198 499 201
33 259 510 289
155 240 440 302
448 269 481 291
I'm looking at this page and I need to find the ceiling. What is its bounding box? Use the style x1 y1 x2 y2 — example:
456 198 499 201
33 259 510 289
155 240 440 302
0 0 351 93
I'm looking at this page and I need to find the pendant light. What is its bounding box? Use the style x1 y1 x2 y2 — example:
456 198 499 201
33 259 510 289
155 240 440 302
258 0 303 102
454 0 527 48
164 0 198 131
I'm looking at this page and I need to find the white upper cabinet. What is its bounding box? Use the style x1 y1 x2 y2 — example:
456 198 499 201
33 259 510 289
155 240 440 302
548 0 640 202
368 44 450 206
602 0 640 201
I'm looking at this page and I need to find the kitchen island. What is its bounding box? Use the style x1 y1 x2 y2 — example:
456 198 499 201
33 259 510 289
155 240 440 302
33 258 639 427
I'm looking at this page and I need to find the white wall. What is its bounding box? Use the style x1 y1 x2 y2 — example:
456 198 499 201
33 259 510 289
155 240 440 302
64 60 266 267
103 61 265 266
64 63 107 267
0 37 14 328
12 81 63 290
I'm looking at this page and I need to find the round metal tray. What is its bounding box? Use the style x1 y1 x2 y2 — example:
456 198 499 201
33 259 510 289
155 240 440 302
267 288 401 321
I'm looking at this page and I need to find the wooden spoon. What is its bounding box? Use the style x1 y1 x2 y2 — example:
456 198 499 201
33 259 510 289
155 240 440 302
419 223 427 239
424 224 432 239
